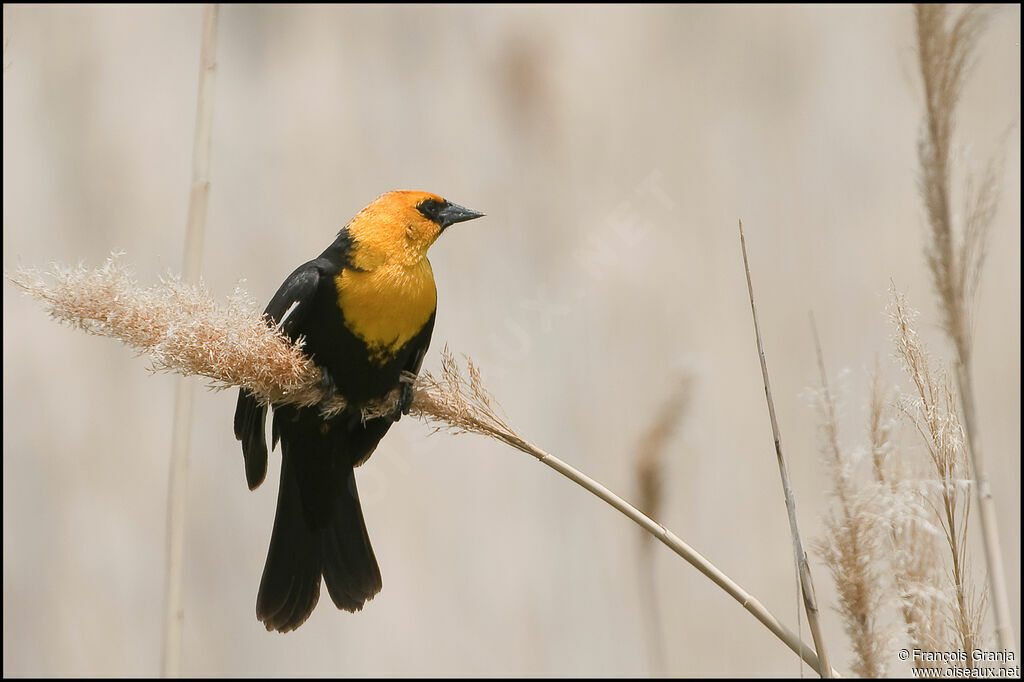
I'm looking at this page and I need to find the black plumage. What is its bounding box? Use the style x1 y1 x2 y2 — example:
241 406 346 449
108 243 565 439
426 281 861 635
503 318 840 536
233 191 481 632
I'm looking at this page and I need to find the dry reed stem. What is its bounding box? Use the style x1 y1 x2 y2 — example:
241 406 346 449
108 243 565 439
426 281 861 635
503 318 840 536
890 287 987 662
415 351 839 677
914 4 1014 653
11 257 838 676
810 320 886 678
739 221 833 678
163 6 218 676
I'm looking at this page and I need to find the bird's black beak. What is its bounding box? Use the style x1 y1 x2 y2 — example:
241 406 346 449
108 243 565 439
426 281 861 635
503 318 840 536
420 199 485 230
437 202 485 230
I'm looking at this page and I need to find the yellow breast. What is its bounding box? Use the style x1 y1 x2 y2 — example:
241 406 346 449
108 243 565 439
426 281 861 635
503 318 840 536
335 258 437 364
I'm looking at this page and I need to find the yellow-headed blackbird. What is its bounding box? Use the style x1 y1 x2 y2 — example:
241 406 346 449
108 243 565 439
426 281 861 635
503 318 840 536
234 190 484 632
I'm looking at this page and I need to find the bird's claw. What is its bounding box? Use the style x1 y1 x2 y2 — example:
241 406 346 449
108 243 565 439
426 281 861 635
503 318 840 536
390 382 413 422
317 366 337 410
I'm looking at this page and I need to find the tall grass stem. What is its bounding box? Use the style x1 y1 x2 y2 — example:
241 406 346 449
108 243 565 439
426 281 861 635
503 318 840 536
739 221 833 678
162 5 218 677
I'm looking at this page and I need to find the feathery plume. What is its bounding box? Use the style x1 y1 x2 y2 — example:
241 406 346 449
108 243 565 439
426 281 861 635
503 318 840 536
811 325 886 678
889 287 986 661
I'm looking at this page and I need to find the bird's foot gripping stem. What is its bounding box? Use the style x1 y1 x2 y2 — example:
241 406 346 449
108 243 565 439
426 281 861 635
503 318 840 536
317 366 338 410
389 374 416 422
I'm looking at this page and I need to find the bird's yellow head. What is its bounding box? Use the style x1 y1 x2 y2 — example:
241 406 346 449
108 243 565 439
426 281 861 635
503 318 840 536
345 190 484 268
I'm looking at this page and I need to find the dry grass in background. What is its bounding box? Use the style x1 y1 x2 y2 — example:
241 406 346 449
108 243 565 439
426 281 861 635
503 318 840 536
811 324 887 678
914 4 1015 653
808 6 1016 676
163 7 218 673
891 290 986 660
812 290 991 676
633 374 692 674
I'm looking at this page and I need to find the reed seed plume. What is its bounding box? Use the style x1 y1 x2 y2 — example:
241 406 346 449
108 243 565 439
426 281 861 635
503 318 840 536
867 365 948 662
7 254 528 439
915 3 996 356
7 256 391 419
408 348 526 447
889 286 986 661
810 325 886 678
867 366 896 484
885 505 949 661
812 350 953 670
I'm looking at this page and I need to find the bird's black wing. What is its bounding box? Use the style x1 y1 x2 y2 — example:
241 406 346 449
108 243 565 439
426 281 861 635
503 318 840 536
234 263 323 490
397 310 435 417
263 263 324 340
404 311 435 378
344 311 436 470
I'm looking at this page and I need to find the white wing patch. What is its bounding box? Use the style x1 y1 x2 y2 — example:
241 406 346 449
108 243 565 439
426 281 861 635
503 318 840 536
275 300 302 331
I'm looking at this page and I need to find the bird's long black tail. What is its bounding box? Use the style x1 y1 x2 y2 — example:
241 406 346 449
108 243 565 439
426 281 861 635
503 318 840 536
234 390 268 491
256 422 382 633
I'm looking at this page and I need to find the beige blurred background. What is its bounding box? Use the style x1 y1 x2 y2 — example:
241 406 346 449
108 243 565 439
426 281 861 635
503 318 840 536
3 4 1019 677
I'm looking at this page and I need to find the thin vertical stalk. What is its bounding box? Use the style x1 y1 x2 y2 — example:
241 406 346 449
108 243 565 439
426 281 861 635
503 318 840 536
739 221 833 678
162 4 218 677
956 358 1013 652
